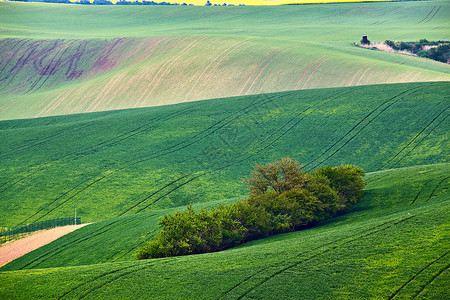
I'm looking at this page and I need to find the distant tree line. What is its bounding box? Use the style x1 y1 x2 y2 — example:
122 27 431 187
138 158 365 259
8 0 246 5
385 39 449 64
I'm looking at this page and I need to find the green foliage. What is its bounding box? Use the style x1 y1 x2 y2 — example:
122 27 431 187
1 164 448 299
1 82 449 228
384 39 449 63
138 159 365 259
1 2 450 121
243 157 307 197
138 204 246 259
316 165 365 211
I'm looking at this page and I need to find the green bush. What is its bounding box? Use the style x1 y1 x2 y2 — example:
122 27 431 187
243 157 307 198
138 159 365 259
316 165 365 211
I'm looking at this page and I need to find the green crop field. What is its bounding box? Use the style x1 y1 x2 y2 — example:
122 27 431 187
1 82 448 227
0 0 449 298
0 163 448 298
0 1 449 119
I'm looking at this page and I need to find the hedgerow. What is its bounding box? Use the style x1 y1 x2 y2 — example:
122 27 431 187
141 158 366 259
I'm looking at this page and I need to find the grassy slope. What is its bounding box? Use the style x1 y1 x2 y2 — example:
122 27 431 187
0 163 448 299
1 162 448 271
1 82 449 227
0 1 449 120
0 197 242 270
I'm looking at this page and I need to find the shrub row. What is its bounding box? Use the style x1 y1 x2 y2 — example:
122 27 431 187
138 158 365 259
385 39 449 63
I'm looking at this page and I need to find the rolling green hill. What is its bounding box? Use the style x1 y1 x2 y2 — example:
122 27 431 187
0 1 449 298
1 82 448 228
0 1 449 120
0 162 448 298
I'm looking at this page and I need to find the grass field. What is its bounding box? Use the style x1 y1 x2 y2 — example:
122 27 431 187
0 163 448 298
0 1 449 119
0 1 449 298
1 82 448 228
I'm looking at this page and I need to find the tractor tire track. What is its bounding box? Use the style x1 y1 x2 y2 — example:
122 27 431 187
132 37 163 66
184 40 245 102
300 57 329 90
57 264 140 299
1 40 41 88
131 90 349 212
245 48 288 95
26 40 75 94
425 176 449 202
412 262 450 298
16 179 90 226
347 63 370 87
293 56 325 90
356 63 377 86
34 89 69 118
143 36 208 104
136 175 202 213
223 216 414 299
42 86 77 117
0 38 14 57
236 90 351 166
0 122 94 160
410 72 421 82
191 39 251 100
304 87 421 169
388 250 450 299
11 108 193 224
134 37 191 108
392 113 449 167
239 49 279 96
85 38 126 79
139 37 207 107
119 174 190 216
425 6 441 23
410 181 430 205
0 39 31 78
139 91 350 213
418 6 436 23
64 40 87 79
77 263 154 299
115 95 280 214
383 106 449 168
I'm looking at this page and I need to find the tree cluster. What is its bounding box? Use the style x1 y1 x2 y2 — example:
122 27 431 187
138 158 365 259
385 39 449 63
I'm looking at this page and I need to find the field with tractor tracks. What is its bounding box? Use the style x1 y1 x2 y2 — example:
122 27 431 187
0 0 448 299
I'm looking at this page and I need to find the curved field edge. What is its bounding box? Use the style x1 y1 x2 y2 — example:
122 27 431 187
0 163 448 299
0 197 243 270
1 36 447 121
1 82 449 227
1 1 449 40
1 1 450 120
1 162 448 271
0 224 88 267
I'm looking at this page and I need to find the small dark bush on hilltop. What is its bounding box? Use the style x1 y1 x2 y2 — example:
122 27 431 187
138 158 365 259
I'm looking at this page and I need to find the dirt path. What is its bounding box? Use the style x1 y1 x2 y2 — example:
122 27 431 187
0 224 89 267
